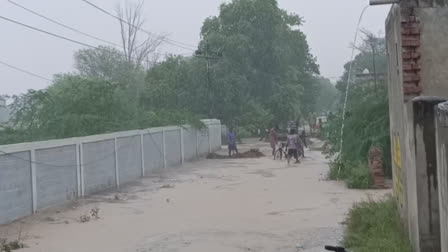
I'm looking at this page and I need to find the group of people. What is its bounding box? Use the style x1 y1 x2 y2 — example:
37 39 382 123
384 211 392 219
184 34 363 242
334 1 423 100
270 125 306 164
227 126 307 162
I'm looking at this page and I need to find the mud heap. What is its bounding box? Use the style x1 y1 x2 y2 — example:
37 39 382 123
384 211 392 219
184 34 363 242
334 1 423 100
207 149 265 159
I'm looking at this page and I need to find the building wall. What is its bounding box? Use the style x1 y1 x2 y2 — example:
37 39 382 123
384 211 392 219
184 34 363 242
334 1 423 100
0 119 221 224
386 1 448 251
436 102 448 252
386 5 415 242
418 7 448 96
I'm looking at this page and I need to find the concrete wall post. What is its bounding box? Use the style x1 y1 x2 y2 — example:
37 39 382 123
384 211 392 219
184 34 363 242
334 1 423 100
30 149 37 214
140 134 145 177
79 143 85 197
208 127 212 153
196 129 199 158
76 143 81 197
162 130 167 169
114 137 120 189
180 128 184 165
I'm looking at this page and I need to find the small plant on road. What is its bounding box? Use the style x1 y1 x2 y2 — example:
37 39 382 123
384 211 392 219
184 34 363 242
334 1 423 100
0 238 25 252
90 207 100 219
79 214 90 223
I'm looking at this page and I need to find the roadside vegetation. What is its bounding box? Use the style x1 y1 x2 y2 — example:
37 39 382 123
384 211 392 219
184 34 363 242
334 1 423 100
0 0 335 145
323 31 391 189
344 198 412 252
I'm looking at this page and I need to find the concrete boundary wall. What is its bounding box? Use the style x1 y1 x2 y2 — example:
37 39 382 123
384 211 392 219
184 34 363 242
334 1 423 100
436 102 448 252
0 119 221 225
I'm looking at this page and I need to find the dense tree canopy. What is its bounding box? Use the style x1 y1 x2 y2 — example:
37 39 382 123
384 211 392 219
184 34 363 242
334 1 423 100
144 0 321 129
200 0 319 123
1 0 338 145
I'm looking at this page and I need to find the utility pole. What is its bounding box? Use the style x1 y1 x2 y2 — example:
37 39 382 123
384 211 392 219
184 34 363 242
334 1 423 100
195 40 222 115
370 41 378 96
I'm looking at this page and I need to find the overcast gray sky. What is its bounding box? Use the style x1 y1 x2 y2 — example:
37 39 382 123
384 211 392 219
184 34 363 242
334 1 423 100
0 0 390 95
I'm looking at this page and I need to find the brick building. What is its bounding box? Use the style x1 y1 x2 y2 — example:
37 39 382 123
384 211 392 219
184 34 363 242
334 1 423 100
385 0 448 251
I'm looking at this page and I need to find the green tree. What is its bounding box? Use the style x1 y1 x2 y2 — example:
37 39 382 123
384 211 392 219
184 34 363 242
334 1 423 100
197 0 319 125
325 32 391 187
314 77 338 114
10 75 134 140
4 0 322 144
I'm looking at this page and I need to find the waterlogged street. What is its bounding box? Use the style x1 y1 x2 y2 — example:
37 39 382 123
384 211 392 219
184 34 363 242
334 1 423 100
1 139 389 252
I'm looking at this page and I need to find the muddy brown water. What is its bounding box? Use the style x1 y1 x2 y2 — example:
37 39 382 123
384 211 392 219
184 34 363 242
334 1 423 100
0 139 390 252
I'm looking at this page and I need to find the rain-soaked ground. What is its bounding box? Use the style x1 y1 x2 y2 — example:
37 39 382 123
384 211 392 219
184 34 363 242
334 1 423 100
0 139 390 252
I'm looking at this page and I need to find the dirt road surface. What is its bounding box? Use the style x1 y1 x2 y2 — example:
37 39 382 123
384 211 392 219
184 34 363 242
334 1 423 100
1 139 389 252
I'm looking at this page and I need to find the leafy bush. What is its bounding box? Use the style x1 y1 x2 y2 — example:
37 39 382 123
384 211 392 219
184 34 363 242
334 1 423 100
235 127 252 141
344 198 412 252
345 163 372 189
323 32 392 188
329 160 372 189
0 127 29 145
325 85 390 188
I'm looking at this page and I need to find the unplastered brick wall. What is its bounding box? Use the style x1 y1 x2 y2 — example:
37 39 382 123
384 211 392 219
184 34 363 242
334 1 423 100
401 13 422 96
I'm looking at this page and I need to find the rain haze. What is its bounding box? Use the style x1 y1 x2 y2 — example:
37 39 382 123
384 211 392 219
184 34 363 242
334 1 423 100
0 0 390 95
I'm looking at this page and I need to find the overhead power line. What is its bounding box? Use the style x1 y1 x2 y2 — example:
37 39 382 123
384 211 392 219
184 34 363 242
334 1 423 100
80 0 197 51
0 15 104 49
0 59 52 82
0 15 173 64
8 0 122 48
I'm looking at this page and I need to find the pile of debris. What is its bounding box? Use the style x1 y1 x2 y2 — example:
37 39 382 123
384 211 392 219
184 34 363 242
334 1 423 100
207 149 265 159
368 147 387 189
0 238 25 252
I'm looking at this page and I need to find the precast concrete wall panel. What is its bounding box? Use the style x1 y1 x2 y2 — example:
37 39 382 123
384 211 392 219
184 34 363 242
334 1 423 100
83 139 116 194
35 145 77 210
0 151 32 223
117 136 142 185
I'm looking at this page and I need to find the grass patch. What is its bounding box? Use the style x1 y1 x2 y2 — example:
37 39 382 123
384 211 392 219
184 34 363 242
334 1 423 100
329 160 372 189
344 198 412 252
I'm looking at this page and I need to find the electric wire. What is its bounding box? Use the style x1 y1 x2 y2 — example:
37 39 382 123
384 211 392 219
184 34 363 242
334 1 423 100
0 59 52 82
80 0 197 51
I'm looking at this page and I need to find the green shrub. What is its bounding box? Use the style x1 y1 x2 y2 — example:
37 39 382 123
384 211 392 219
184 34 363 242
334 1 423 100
328 160 343 181
345 162 372 189
324 83 391 189
235 127 252 141
344 198 412 252
329 160 372 189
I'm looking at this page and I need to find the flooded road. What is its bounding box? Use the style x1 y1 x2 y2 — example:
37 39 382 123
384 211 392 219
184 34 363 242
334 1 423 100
1 139 389 252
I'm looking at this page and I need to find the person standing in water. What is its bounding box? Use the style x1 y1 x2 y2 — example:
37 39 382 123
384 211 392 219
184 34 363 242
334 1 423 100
269 125 279 156
286 129 303 164
227 128 238 157
300 130 307 158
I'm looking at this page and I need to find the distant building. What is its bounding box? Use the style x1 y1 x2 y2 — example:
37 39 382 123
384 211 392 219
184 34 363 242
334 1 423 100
355 69 386 84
